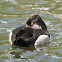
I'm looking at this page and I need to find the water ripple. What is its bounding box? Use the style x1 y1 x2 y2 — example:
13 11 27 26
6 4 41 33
0 0 62 62
0 28 11 33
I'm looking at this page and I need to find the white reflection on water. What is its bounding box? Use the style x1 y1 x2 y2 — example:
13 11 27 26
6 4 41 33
52 55 62 59
0 28 12 33
0 20 8 23
32 7 49 10
6 0 18 4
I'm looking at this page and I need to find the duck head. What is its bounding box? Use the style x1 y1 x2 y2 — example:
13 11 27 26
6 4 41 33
26 13 47 30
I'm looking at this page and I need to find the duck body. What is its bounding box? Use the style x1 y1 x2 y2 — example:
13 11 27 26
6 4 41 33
9 26 50 47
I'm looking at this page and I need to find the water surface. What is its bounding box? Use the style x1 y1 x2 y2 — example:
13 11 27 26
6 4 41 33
0 0 62 62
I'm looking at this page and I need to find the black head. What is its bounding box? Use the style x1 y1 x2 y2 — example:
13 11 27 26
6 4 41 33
26 13 47 30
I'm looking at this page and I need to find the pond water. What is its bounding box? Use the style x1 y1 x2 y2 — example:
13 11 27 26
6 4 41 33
0 0 62 62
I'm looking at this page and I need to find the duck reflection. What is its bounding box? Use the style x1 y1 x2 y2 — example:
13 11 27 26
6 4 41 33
9 43 49 59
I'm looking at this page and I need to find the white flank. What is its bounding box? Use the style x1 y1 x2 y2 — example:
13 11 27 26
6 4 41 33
9 31 12 45
34 35 50 46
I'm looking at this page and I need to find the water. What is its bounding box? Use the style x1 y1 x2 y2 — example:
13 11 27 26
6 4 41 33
0 0 62 62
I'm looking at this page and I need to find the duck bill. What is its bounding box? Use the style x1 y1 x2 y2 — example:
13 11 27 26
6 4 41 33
26 25 30 27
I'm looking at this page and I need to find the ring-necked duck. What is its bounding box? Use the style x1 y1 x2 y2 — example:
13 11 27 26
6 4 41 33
9 13 50 47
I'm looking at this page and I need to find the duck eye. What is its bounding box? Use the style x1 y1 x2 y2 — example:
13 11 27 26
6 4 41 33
31 22 33 25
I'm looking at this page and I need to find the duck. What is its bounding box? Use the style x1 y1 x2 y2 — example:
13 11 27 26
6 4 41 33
9 13 50 47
